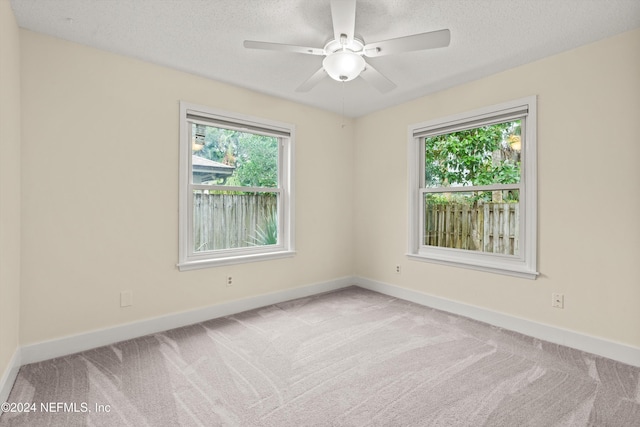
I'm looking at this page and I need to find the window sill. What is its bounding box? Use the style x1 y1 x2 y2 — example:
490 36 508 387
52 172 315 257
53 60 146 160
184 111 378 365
178 250 296 271
407 253 539 280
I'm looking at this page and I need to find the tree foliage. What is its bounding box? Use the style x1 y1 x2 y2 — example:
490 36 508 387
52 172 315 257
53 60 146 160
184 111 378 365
232 134 278 188
425 121 521 188
195 126 278 188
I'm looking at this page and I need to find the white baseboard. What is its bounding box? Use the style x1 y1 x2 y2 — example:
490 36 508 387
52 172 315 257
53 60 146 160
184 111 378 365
15 275 640 370
0 347 21 403
20 276 354 365
355 276 640 367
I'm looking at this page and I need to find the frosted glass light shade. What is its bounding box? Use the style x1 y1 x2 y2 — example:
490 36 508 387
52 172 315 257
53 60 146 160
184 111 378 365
323 51 366 82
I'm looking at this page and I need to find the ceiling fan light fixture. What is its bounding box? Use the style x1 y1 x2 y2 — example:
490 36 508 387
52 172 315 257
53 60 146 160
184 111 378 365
323 50 365 82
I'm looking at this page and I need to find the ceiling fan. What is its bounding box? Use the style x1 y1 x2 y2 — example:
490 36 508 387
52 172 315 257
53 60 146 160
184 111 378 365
243 0 450 93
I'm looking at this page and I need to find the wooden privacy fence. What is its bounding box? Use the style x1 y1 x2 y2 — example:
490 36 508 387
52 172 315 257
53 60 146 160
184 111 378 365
193 193 277 251
425 202 519 255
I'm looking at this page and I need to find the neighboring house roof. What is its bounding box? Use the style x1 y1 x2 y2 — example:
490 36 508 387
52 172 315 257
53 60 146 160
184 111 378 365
192 155 235 183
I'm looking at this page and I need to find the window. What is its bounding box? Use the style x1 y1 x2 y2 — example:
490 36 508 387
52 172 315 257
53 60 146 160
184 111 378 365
408 97 537 279
178 102 294 270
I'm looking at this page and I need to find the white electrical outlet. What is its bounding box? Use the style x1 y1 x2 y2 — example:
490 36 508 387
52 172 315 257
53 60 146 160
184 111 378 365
120 290 133 307
395 265 401 274
552 293 564 309
226 275 233 287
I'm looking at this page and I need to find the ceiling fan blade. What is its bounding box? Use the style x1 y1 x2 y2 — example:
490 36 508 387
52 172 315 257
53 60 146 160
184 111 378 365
330 0 356 44
243 40 324 56
296 67 327 92
363 29 451 57
359 63 397 93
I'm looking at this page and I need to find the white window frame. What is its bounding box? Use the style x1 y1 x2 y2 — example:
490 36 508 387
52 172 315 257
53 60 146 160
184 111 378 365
178 101 295 271
407 96 538 279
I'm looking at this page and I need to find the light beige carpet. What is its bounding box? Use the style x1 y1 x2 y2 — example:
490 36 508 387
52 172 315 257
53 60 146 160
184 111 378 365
1 287 639 426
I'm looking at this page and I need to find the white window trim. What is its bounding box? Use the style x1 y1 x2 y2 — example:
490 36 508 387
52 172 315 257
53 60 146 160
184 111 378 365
178 101 295 271
407 96 538 279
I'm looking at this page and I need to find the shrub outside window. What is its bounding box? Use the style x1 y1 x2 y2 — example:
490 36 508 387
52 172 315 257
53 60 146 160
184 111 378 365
408 97 538 279
178 102 295 270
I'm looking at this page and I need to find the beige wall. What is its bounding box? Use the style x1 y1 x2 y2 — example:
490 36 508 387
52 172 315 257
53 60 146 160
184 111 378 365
19 30 354 345
354 29 640 347
0 0 22 379
14 24 640 352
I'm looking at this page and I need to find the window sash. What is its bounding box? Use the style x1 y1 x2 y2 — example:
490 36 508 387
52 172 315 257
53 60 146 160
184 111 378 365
188 191 284 259
191 185 284 193
420 184 521 194
187 188 285 257
189 121 283 188
420 118 527 189
420 190 522 257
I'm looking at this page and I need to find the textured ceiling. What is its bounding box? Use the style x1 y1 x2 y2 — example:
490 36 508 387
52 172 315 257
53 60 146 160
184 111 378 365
10 0 640 117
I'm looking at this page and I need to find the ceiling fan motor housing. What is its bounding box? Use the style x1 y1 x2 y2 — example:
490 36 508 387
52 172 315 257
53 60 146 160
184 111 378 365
324 36 365 55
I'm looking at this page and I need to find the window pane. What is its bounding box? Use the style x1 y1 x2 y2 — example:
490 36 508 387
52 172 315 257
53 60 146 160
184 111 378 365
193 190 278 252
424 120 521 188
424 191 519 255
191 123 278 188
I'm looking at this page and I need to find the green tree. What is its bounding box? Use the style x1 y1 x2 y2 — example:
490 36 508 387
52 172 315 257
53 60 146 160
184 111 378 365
194 125 278 188
232 133 278 188
425 121 520 189
198 126 238 166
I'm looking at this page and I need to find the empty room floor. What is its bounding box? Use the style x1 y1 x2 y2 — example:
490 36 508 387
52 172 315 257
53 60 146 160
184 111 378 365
1 287 638 426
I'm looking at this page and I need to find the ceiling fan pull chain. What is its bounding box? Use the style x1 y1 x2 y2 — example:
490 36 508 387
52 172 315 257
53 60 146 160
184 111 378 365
341 81 346 128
